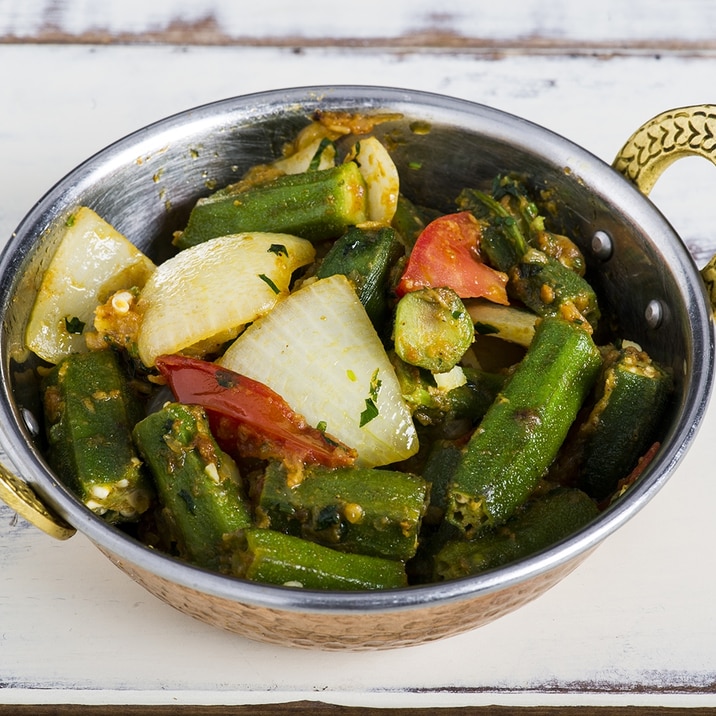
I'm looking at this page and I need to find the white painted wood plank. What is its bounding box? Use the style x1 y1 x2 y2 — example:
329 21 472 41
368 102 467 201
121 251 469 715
2 45 716 708
2 0 716 45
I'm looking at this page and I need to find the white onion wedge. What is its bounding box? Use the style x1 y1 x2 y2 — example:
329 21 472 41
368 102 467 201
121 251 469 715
352 136 400 224
273 137 336 175
25 206 156 364
219 274 418 468
136 232 315 367
466 300 539 348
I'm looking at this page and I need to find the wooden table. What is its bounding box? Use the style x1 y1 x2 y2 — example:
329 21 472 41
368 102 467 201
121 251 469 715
3 1 716 712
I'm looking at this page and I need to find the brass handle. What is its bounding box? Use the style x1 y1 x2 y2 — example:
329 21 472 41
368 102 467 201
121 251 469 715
0 463 75 540
612 104 716 310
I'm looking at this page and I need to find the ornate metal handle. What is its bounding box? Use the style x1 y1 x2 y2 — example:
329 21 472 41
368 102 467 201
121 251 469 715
613 104 716 310
0 463 75 540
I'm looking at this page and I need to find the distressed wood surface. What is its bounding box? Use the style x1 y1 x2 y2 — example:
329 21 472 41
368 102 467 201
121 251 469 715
3 2 716 710
3 0 716 52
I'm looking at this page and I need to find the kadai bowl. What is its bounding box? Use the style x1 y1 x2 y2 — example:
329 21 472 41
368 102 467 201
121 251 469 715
0 86 713 650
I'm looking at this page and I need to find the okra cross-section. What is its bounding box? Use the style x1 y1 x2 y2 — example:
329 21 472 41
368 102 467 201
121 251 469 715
445 317 602 538
435 487 599 581
567 344 672 501
256 462 430 561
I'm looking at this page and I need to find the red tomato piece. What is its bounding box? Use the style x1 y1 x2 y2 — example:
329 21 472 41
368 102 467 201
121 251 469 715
396 211 509 304
155 354 357 468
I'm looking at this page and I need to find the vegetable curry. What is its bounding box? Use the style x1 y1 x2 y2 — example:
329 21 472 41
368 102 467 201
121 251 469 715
27 111 672 590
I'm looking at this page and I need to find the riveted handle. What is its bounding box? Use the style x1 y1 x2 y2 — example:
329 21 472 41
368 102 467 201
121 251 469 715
0 463 75 540
612 104 716 311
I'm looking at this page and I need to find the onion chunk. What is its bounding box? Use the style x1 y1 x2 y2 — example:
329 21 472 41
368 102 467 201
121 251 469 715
137 232 315 367
219 274 418 467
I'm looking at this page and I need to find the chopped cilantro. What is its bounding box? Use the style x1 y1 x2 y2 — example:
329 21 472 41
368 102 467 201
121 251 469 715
368 369 382 401
316 420 340 446
474 322 499 336
360 370 382 427
258 273 280 294
214 369 237 389
308 138 334 171
360 398 379 427
268 244 288 257
64 316 85 334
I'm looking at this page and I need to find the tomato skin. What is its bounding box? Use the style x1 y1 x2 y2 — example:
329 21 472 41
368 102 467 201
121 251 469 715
155 354 357 468
396 211 509 304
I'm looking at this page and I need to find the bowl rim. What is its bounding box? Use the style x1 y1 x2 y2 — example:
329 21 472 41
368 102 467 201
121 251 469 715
0 84 713 614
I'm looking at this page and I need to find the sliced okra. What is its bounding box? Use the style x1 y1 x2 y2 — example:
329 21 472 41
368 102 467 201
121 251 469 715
41 349 153 523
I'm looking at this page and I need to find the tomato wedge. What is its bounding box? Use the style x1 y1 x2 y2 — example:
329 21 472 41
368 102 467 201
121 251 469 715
155 354 357 468
396 211 509 304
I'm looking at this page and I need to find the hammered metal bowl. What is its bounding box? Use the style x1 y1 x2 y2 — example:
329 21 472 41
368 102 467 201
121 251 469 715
0 86 713 650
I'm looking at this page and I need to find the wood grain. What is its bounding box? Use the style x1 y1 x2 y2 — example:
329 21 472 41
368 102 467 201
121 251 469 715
3 0 716 53
2 706 716 715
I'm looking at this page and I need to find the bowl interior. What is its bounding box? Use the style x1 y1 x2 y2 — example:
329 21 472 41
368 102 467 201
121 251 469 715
0 86 712 614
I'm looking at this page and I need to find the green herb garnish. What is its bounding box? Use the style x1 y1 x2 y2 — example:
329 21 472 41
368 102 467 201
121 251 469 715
474 322 499 336
64 316 85 334
258 273 280 294
360 370 382 427
268 244 288 257
360 399 379 427
308 138 334 171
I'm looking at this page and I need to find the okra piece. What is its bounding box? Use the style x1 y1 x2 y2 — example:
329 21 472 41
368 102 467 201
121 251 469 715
491 175 586 275
132 402 252 571
510 250 600 329
390 194 441 249
421 439 463 525
317 225 404 330
393 287 474 373
456 188 600 330
175 162 368 249
232 528 408 590
445 317 602 538
256 461 429 561
557 344 672 501
390 194 427 249
434 487 599 581
391 354 505 427
41 349 153 523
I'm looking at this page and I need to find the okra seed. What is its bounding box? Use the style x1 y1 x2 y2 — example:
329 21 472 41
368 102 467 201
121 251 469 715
111 290 134 314
85 499 107 514
344 502 364 524
204 462 221 484
645 299 663 328
591 230 613 260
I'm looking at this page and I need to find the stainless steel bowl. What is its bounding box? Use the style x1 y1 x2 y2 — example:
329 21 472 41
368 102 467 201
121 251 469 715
0 86 713 650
